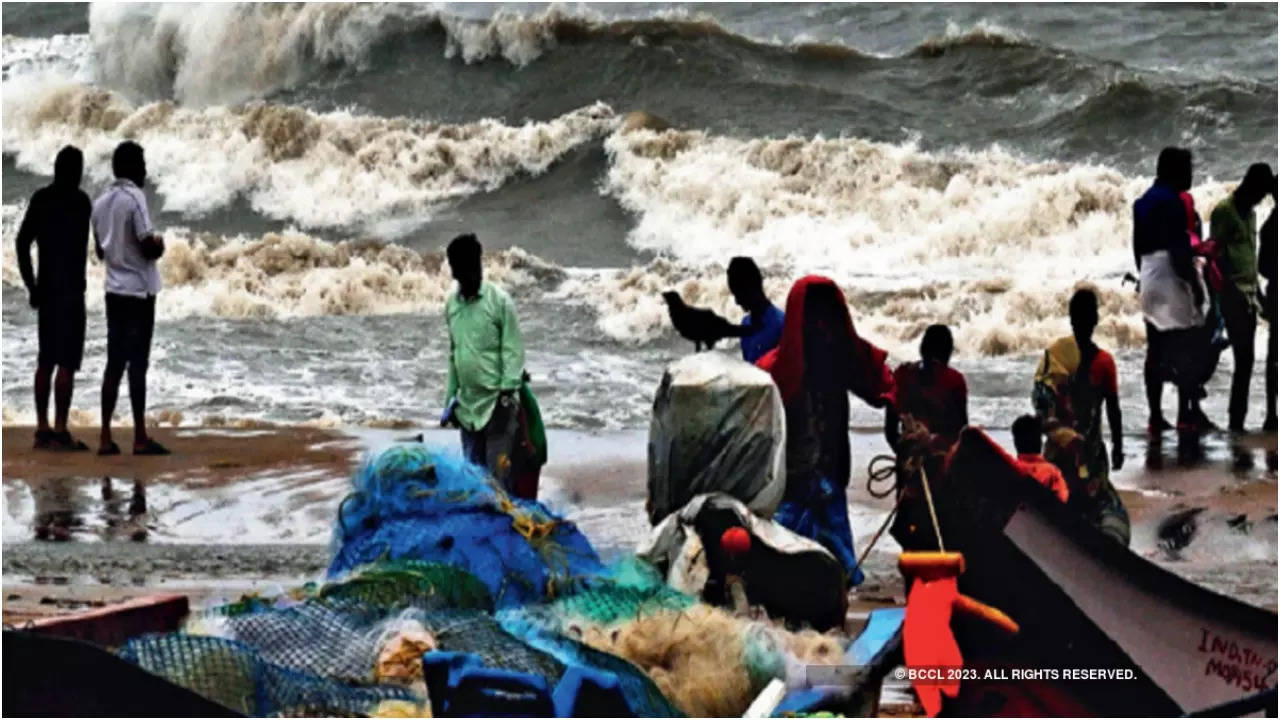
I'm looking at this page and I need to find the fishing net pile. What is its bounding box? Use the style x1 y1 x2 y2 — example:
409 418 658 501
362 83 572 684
329 445 606 608
503 598 850 717
113 443 856 717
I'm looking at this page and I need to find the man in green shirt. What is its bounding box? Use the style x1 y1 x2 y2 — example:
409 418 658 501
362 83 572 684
442 233 534 493
1210 163 1273 432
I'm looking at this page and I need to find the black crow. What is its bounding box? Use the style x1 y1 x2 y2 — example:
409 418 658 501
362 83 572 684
662 290 742 352
1156 506 1205 553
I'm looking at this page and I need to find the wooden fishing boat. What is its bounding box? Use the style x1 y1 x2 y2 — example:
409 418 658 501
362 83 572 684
894 427 1277 717
12 592 190 647
3 630 241 717
3 594 241 717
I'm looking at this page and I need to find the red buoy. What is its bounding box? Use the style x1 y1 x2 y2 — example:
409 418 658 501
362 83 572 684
720 527 752 558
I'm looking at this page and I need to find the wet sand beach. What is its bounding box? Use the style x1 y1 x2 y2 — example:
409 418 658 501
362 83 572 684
4 424 1274 626
2 425 359 486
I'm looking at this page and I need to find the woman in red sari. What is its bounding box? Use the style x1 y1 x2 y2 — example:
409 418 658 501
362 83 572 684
756 276 895 586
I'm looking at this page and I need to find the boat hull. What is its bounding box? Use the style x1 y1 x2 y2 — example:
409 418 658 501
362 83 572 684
898 428 1278 717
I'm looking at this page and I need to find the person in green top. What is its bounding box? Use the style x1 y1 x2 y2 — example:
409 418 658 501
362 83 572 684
1210 163 1274 432
1261 178 1277 431
442 233 541 496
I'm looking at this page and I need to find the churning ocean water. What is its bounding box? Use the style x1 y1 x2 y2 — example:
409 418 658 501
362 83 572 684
1 2 1276 433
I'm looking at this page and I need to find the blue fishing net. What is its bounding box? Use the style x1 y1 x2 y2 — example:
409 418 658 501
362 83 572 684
188 561 501 685
145 582 563 713
201 598 395 683
116 446 703 717
117 634 418 717
329 443 606 608
424 608 568 680
544 582 696 627
487 559 693 717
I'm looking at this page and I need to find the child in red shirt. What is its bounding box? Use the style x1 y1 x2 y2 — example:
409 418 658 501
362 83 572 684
1012 415 1069 504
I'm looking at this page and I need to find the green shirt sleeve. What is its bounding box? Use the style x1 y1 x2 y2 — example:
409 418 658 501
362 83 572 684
1213 199 1259 293
498 292 525 391
444 294 459 403
445 339 459 404
1210 202 1234 246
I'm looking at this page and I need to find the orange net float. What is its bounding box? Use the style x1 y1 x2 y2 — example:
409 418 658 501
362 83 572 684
719 527 752 558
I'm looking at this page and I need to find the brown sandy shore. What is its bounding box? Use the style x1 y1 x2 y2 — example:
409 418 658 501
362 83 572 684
3 424 357 621
4 424 1275 622
2 425 359 486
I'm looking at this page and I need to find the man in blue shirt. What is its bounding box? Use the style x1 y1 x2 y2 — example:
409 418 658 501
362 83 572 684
728 257 784 364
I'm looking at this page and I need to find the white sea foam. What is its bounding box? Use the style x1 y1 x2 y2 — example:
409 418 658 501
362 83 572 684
914 20 1029 55
2 81 616 231
589 126 1245 357
4 103 1259 363
1 207 563 321
1 33 93 82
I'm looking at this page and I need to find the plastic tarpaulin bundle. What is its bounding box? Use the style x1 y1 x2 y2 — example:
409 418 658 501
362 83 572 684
647 352 786 525
329 443 606 608
638 493 847 631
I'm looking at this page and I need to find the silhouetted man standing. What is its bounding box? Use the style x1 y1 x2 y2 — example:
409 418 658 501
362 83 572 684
16 146 92 451
727 256 784 364
1261 177 1277 431
1134 147 1201 433
884 324 969 451
93 141 168 456
442 233 540 497
1211 162 1273 433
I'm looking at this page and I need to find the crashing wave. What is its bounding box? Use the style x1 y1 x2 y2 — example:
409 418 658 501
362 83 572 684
590 126 1245 356
2 81 617 232
553 258 1148 359
912 20 1030 57
1 210 564 321
81 3 1106 107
